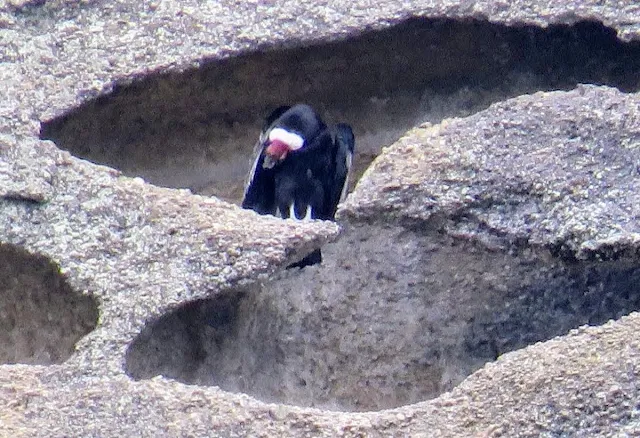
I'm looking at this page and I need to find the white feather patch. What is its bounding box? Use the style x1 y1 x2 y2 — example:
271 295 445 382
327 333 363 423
286 203 313 221
303 205 313 221
269 128 304 150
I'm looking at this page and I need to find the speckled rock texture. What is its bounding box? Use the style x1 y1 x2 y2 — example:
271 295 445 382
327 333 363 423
2 0 640 436
1 0 639 134
342 86 640 260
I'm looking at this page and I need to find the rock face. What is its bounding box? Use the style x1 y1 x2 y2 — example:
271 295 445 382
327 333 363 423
38 18 640 202
344 86 640 257
2 1 640 437
124 85 640 416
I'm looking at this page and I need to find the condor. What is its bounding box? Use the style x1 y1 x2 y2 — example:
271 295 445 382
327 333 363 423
242 104 355 268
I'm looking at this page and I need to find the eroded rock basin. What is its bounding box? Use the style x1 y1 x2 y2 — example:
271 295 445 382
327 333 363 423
40 19 640 204
28 6 640 420
126 224 640 411
0 243 99 365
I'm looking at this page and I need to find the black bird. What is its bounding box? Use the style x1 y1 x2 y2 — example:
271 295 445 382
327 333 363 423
242 104 355 268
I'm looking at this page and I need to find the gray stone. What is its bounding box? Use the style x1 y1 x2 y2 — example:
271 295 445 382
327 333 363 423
2 0 640 436
0 137 339 378
342 85 640 260
5 84 640 436
0 242 98 365
121 86 640 418
35 19 640 202
0 137 56 202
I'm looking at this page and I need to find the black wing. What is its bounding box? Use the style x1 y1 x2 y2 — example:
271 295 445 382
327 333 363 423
242 106 291 215
327 123 355 217
241 151 276 215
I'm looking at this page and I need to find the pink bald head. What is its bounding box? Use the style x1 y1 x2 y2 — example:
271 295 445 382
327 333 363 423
265 139 290 162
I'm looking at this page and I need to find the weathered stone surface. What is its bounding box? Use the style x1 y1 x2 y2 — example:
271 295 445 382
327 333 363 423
5 3 635 202
3 0 639 127
0 136 56 202
4 314 640 437
0 242 98 365
5 84 640 435
342 85 640 260
120 85 640 416
2 0 640 436
35 18 640 204
0 137 339 378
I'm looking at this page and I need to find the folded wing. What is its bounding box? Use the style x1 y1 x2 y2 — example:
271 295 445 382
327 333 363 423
329 123 355 216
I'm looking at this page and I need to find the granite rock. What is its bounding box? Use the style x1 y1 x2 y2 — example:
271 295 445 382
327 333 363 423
1 0 640 436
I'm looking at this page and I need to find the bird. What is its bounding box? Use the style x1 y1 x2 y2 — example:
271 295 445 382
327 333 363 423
242 104 355 268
